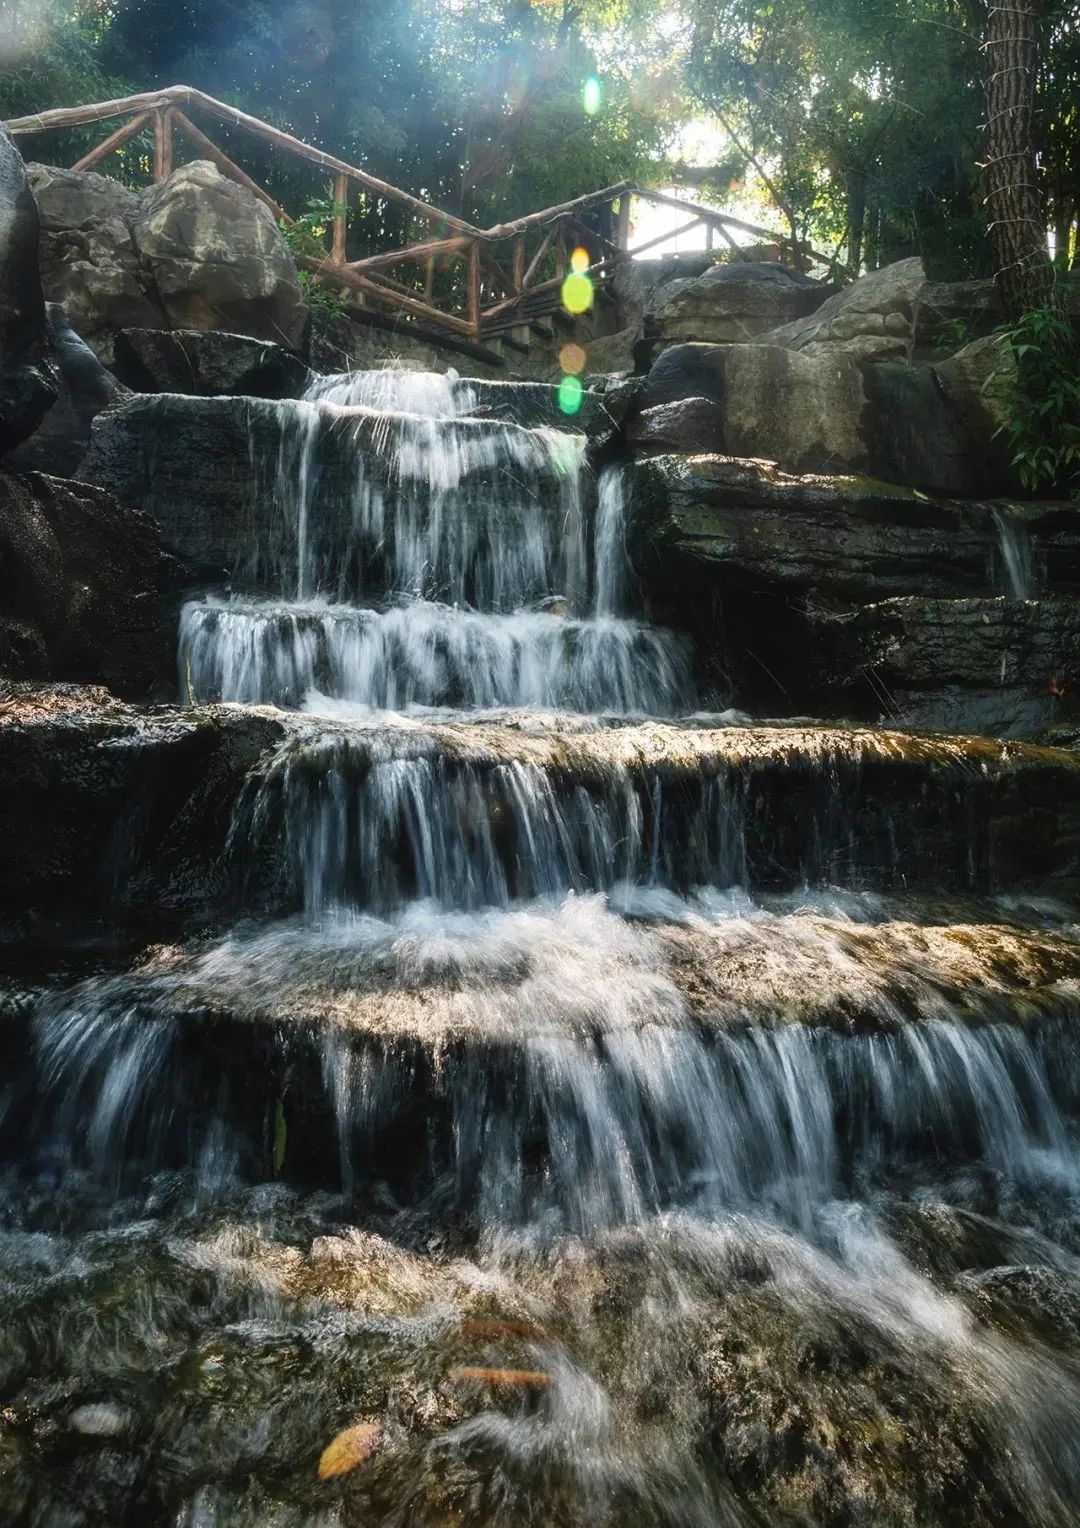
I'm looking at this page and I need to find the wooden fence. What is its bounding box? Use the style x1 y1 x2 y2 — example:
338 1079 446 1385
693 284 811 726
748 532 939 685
5 85 838 347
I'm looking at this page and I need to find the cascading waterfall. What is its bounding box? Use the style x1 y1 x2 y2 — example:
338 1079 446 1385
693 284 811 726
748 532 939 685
180 371 690 716
9 366 1080 1526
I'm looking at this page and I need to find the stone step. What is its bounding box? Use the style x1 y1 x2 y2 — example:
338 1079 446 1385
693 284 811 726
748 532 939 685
4 685 1080 937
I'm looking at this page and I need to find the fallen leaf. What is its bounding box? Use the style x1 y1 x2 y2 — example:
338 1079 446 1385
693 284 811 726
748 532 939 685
447 1366 552 1389
458 1319 544 1340
317 1421 382 1480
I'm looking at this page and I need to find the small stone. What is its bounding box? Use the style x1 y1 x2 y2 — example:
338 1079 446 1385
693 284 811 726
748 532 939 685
69 1403 131 1437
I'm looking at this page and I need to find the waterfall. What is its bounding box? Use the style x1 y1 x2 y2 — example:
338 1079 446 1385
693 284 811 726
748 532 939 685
180 372 690 716
993 505 1035 599
13 363 1080 1525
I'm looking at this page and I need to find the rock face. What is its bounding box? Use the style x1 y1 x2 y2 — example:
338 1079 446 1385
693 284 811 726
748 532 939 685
646 261 831 346
628 453 1080 727
812 597 1080 737
3 686 1080 935
112 327 311 398
134 161 307 349
758 257 925 363
0 471 176 696
28 159 307 360
0 128 58 455
7 305 128 475
0 684 288 934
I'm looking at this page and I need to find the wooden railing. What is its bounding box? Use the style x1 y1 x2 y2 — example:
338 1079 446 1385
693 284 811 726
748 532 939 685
5 85 838 347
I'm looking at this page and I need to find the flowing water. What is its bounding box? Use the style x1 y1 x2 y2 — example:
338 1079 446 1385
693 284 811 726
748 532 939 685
7 370 1080 1526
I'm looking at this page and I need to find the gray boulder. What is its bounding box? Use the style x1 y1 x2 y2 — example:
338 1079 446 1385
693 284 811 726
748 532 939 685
635 344 870 476
28 163 162 362
29 159 308 359
648 260 832 346
636 333 1018 496
758 257 925 363
133 161 307 350
112 328 311 398
0 470 176 697
0 129 58 454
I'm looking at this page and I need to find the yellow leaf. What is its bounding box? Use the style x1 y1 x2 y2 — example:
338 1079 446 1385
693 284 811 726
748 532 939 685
317 1421 382 1480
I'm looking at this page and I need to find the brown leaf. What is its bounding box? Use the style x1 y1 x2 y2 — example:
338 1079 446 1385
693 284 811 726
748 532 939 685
457 1319 544 1340
447 1366 552 1389
317 1421 382 1480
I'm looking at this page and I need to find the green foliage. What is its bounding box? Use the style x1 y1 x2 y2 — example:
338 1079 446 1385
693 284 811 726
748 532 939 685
987 300 1080 494
279 191 350 317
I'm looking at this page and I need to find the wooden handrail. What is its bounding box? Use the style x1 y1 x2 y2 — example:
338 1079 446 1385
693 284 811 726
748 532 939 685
5 85 481 237
5 84 847 347
70 110 152 172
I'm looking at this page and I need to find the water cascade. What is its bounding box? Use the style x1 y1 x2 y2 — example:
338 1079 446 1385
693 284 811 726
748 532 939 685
7 369 1080 1526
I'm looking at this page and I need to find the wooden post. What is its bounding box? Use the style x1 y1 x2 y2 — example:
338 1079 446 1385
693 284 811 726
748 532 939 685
331 172 348 264
467 240 482 340
615 193 631 255
555 221 567 280
424 255 435 302
153 109 172 181
167 109 292 223
71 111 153 173
511 231 528 344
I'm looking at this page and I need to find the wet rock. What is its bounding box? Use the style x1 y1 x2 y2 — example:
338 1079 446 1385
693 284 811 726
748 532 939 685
112 328 310 399
0 128 58 455
79 392 580 597
7 306 128 476
133 161 307 351
0 684 289 935
628 454 1080 603
811 596 1080 737
28 162 162 362
758 256 925 363
0 471 175 696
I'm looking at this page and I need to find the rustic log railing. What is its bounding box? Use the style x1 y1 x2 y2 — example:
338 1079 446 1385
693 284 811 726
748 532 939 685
5 85 838 347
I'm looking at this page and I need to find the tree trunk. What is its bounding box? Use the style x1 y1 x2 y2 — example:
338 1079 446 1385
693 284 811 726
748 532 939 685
982 0 1055 317
847 169 868 274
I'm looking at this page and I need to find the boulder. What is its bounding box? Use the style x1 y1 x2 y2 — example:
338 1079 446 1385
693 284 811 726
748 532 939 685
28 163 162 361
133 161 307 350
0 470 176 697
758 257 925 363
112 327 311 398
635 333 1019 496
647 261 832 346
78 392 575 595
7 306 128 475
29 159 308 360
862 335 1017 498
0 129 58 454
634 344 870 476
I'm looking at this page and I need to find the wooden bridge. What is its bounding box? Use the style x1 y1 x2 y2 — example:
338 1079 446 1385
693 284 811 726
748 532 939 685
5 85 835 352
